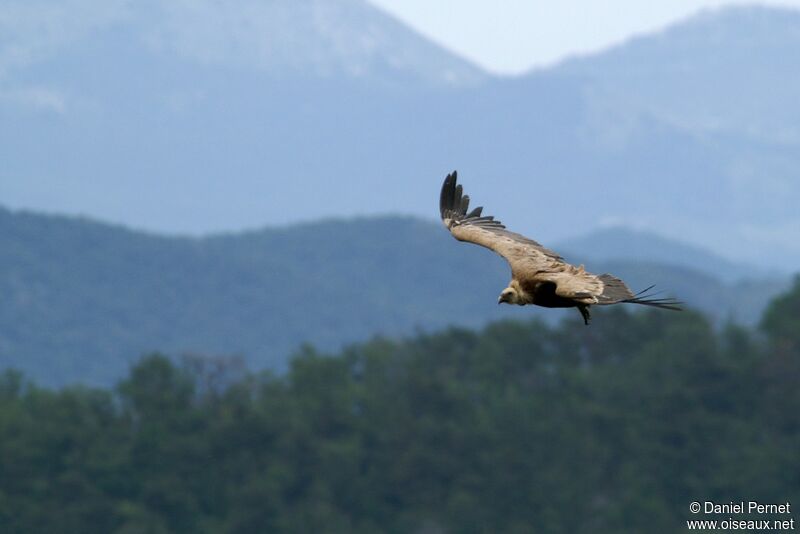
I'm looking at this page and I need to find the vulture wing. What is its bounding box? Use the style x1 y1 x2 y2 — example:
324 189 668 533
439 171 604 301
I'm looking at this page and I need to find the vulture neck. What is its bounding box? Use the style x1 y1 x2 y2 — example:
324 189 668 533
510 280 535 305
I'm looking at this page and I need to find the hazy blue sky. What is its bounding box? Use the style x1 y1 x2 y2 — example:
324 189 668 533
367 0 800 74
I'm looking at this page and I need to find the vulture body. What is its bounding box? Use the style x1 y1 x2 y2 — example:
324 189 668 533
439 171 681 324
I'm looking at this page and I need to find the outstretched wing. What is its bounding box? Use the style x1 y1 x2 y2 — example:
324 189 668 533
439 170 683 309
439 170 606 301
440 170 561 266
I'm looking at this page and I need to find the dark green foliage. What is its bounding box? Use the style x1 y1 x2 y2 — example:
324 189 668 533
762 275 800 347
1 289 799 533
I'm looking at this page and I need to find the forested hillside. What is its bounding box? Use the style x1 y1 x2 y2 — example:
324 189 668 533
1 278 798 532
0 208 787 386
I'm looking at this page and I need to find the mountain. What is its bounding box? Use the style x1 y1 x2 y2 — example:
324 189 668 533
0 0 485 88
558 5 800 144
547 5 800 269
1 2 799 269
0 208 789 387
556 227 770 283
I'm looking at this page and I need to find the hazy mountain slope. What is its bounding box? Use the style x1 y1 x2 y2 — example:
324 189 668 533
0 208 789 387
0 0 485 88
546 5 800 265
582 261 788 327
557 227 772 282
0 0 485 231
557 5 800 144
1 3 799 268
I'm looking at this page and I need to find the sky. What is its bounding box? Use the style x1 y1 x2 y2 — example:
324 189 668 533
367 0 800 74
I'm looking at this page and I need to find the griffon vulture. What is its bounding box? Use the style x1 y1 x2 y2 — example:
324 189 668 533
440 171 681 324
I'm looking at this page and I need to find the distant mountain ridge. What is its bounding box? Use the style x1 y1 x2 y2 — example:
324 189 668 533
0 0 486 89
557 227 771 283
0 207 789 387
1 2 799 268
558 5 800 143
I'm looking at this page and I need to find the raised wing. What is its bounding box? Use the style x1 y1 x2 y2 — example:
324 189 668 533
439 170 683 309
439 170 564 274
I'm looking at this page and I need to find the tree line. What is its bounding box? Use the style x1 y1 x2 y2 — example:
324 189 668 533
1 278 799 533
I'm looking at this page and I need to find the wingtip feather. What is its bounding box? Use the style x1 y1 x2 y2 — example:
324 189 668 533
440 171 457 219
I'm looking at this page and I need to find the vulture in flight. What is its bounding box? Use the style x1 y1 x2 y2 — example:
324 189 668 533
440 171 681 324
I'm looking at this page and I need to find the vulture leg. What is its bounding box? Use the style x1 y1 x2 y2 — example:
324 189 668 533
578 305 591 325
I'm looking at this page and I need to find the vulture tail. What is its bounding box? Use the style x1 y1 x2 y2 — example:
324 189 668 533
598 274 683 311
